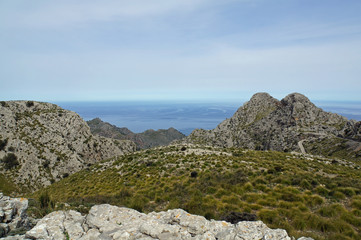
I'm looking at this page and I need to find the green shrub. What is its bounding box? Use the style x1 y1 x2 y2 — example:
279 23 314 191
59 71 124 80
337 187 356 197
7 146 15 152
292 216 307 230
0 138 8 151
258 209 282 226
130 195 148 212
1 153 19 170
315 186 329 197
331 191 346 200
243 182 253 191
318 204 346 218
341 213 361 227
300 179 312 190
305 194 324 207
26 101 34 107
351 200 361 210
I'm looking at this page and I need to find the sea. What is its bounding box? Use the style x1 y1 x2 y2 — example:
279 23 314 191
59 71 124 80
55 101 361 136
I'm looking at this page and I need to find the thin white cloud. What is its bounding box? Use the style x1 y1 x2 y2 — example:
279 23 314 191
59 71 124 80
1 0 361 101
2 39 360 95
0 0 235 28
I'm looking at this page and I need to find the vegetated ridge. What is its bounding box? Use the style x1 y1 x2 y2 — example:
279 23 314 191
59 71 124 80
87 117 185 150
0 101 136 193
35 144 361 239
2 94 361 239
183 92 361 160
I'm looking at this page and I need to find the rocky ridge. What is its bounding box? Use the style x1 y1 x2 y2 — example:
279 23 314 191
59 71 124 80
87 118 185 150
183 93 361 158
0 101 136 192
0 193 312 240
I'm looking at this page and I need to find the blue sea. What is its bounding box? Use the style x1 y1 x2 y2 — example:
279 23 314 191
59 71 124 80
55 101 361 136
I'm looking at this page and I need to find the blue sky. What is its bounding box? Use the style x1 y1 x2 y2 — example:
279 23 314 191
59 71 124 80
1 0 361 102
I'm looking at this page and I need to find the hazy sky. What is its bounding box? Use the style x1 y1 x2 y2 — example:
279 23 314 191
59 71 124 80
1 0 361 102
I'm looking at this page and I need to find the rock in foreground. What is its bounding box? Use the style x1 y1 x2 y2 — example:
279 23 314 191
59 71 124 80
0 193 34 238
24 204 308 240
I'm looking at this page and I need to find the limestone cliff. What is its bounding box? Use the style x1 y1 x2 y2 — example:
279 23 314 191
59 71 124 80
184 93 361 158
0 101 136 192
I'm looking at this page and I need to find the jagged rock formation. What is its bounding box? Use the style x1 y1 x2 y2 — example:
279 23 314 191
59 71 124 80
183 93 361 158
0 101 136 192
87 118 185 150
23 204 307 240
0 193 35 238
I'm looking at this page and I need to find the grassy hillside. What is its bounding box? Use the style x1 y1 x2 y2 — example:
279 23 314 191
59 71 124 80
32 145 361 240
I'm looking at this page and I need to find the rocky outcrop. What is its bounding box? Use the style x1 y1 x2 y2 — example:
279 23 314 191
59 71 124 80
24 204 307 240
0 101 136 192
87 118 185 150
0 193 312 240
0 193 34 238
184 93 361 158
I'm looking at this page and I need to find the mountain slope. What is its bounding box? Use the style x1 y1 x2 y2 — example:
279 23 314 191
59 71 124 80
87 118 185 149
183 93 361 159
0 101 136 193
35 144 361 239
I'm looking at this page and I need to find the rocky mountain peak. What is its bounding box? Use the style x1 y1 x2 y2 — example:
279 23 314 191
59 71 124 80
280 92 316 111
283 92 311 103
245 92 279 110
184 92 361 157
249 92 276 103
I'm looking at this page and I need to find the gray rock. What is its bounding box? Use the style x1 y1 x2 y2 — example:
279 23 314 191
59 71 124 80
0 194 31 238
0 193 312 240
0 101 136 192
25 210 88 240
25 204 312 240
1 235 26 240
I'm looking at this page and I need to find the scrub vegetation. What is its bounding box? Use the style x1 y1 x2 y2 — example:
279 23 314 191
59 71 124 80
30 145 361 240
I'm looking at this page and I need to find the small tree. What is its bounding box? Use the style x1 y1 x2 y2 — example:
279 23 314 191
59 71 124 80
2 153 19 170
190 171 198 178
26 101 34 107
0 138 8 151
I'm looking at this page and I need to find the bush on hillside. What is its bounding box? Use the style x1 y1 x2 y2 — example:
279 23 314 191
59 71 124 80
1 153 19 170
26 101 34 107
0 138 8 151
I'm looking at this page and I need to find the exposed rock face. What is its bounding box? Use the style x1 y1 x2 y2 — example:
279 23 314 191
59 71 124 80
24 204 305 240
0 193 33 238
0 193 312 240
0 101 136 192
184 93 361 157
87 118 185 150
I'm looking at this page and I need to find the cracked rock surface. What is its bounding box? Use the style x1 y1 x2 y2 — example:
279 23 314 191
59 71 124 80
0 194 312 240
24 204 309 240
0 193 34 238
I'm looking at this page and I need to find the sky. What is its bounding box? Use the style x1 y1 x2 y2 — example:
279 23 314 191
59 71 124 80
1 0 361 102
